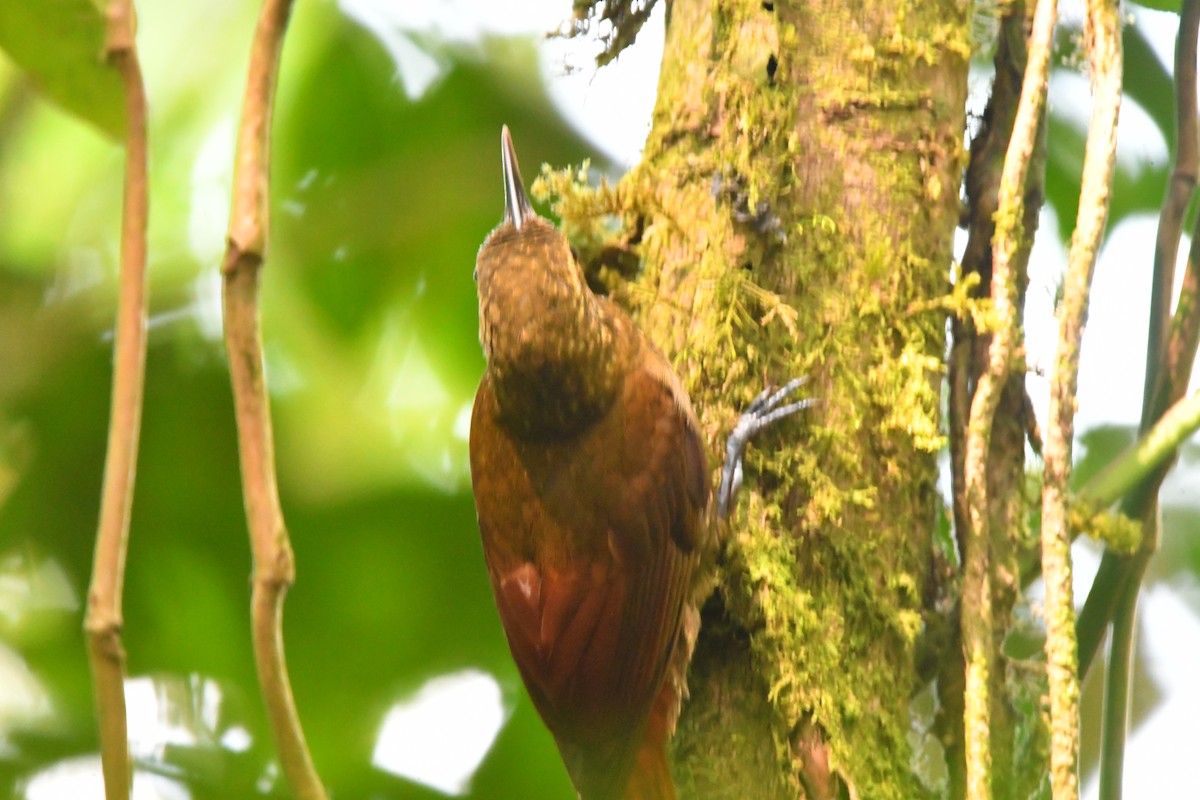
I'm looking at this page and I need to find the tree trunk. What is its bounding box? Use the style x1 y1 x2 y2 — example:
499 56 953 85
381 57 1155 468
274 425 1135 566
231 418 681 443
600 0 970 796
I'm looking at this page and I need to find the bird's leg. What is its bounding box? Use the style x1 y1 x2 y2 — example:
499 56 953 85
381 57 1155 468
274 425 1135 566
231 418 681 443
717 377 816 518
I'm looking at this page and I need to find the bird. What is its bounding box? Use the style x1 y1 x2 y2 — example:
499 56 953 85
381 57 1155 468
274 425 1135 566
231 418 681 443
469 126 708 799
469 126 813 799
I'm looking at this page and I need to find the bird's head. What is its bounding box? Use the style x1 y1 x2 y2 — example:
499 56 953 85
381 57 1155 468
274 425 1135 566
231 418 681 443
474 126 596 370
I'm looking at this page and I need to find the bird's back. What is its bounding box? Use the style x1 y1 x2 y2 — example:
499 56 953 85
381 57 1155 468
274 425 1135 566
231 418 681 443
469 321 707 799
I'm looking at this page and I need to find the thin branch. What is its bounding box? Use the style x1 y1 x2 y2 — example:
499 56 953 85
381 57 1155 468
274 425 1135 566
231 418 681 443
1149 226 1200 424
1074 551 1121 678
1098 573 1138 800
1039 0 1122 796
1080 390 1200 507
960 1 1058 796
1145 0 1200 415
83 2 149 798
949 11 1047 790
953 9 1030 585
221 1 326 798
1019 382 1200 588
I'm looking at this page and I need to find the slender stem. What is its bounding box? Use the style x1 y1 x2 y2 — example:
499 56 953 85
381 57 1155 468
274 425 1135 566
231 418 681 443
83 2 149 798
1039 1 1122 796
1098 572 1139 800
1018 385 1200 592
1151 216 1200 423
960 1 1057 796
1080 390 1200 507
222 1 326 798
1076 552 1121 674
1145 0 1200 418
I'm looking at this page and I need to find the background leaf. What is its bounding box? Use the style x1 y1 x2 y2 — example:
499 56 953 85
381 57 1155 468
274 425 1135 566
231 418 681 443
0 0 124 138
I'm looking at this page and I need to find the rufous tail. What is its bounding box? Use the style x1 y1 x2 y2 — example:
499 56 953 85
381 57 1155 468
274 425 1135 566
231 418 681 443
624 742 675 800
623 680 677 800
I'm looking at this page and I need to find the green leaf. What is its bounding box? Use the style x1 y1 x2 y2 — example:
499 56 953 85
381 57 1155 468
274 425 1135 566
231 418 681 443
1074 425 1138 489
1128 0 1180 12
1044 105 1168 245
1123 24 1176 154
1044 24 1175 245
0 0 124 138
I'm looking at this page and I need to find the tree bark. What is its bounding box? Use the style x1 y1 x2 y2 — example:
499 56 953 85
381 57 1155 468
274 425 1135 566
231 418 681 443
580 0 970 795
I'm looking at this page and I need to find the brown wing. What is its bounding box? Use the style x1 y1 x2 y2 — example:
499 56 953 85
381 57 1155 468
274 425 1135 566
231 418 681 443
469 359 707 798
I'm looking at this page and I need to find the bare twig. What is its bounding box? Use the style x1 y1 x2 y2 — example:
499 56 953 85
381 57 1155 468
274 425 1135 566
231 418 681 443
1039 1 1122 796
83 2 149 798
960 1 1058 796
221 1 326 798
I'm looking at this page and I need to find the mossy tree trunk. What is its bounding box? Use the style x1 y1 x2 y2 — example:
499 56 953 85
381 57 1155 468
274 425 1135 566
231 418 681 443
617 0 966 796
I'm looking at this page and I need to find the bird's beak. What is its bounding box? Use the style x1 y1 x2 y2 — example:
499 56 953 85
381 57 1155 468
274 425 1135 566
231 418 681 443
501 125 534 230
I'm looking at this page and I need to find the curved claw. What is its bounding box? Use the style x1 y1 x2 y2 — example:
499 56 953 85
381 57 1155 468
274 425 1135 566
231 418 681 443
717 377 816 519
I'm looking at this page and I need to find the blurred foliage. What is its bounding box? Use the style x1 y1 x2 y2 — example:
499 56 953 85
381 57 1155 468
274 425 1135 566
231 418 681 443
1044 24 1175 244
1132 0 1182 13
0 0 125 139
0 0 596 797
1 1 1199 798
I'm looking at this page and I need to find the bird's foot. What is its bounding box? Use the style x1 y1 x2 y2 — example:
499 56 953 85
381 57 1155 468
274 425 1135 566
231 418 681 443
716 377 816 518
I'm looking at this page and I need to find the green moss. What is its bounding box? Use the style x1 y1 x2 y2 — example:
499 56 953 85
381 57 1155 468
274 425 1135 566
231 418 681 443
724 507 930 797
1069 499 1141 555
541 0 969 794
